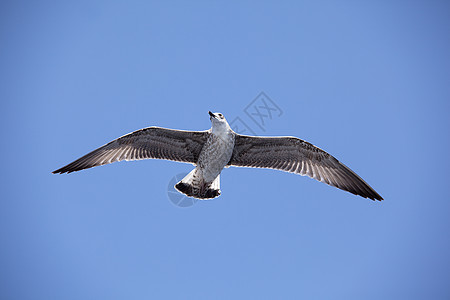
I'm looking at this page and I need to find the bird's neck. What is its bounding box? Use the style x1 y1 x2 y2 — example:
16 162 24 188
211 123 232 137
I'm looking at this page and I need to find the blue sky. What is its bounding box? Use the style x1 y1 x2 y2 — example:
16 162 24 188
1 1 450 299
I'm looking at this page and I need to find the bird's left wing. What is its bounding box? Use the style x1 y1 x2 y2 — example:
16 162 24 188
228 134 383 201
53 127 209 174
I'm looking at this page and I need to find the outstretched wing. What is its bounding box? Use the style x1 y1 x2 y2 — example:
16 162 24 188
53 127 209 174
228 134 383 201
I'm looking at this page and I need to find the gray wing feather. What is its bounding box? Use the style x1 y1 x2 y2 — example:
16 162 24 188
53 127 209 174
228 134 383 201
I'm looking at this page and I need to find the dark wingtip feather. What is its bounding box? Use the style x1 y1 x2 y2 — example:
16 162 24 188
52 166 71 174
362 185 383 201
372 193 384 201
52 164 89 174
358 189 383 201
359 188 383 201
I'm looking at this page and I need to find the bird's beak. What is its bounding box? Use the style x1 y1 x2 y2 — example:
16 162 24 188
208 111 215 118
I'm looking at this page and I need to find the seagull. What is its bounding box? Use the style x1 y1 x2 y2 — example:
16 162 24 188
53 111 383 201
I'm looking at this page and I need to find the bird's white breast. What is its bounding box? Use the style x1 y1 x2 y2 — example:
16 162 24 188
197 130 235 183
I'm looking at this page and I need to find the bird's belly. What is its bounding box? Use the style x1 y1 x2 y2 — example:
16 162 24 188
197 135 234 183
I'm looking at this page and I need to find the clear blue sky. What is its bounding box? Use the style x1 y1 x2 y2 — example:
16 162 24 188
1 1 449 299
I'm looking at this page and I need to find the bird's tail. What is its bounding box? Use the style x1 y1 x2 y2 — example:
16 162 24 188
175 168 221 199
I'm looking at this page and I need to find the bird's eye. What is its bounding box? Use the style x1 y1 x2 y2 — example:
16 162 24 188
218 114 223 117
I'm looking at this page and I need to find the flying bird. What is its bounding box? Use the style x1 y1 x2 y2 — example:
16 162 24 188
53 111 383 201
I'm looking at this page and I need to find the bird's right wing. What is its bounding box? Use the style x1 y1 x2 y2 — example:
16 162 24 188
53 127 209 174
228 134 383 201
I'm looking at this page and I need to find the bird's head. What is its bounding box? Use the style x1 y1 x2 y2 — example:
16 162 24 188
208 111 231 134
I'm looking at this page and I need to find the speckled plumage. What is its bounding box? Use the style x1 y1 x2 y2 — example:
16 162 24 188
197 126 235 182
174 111 235 199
